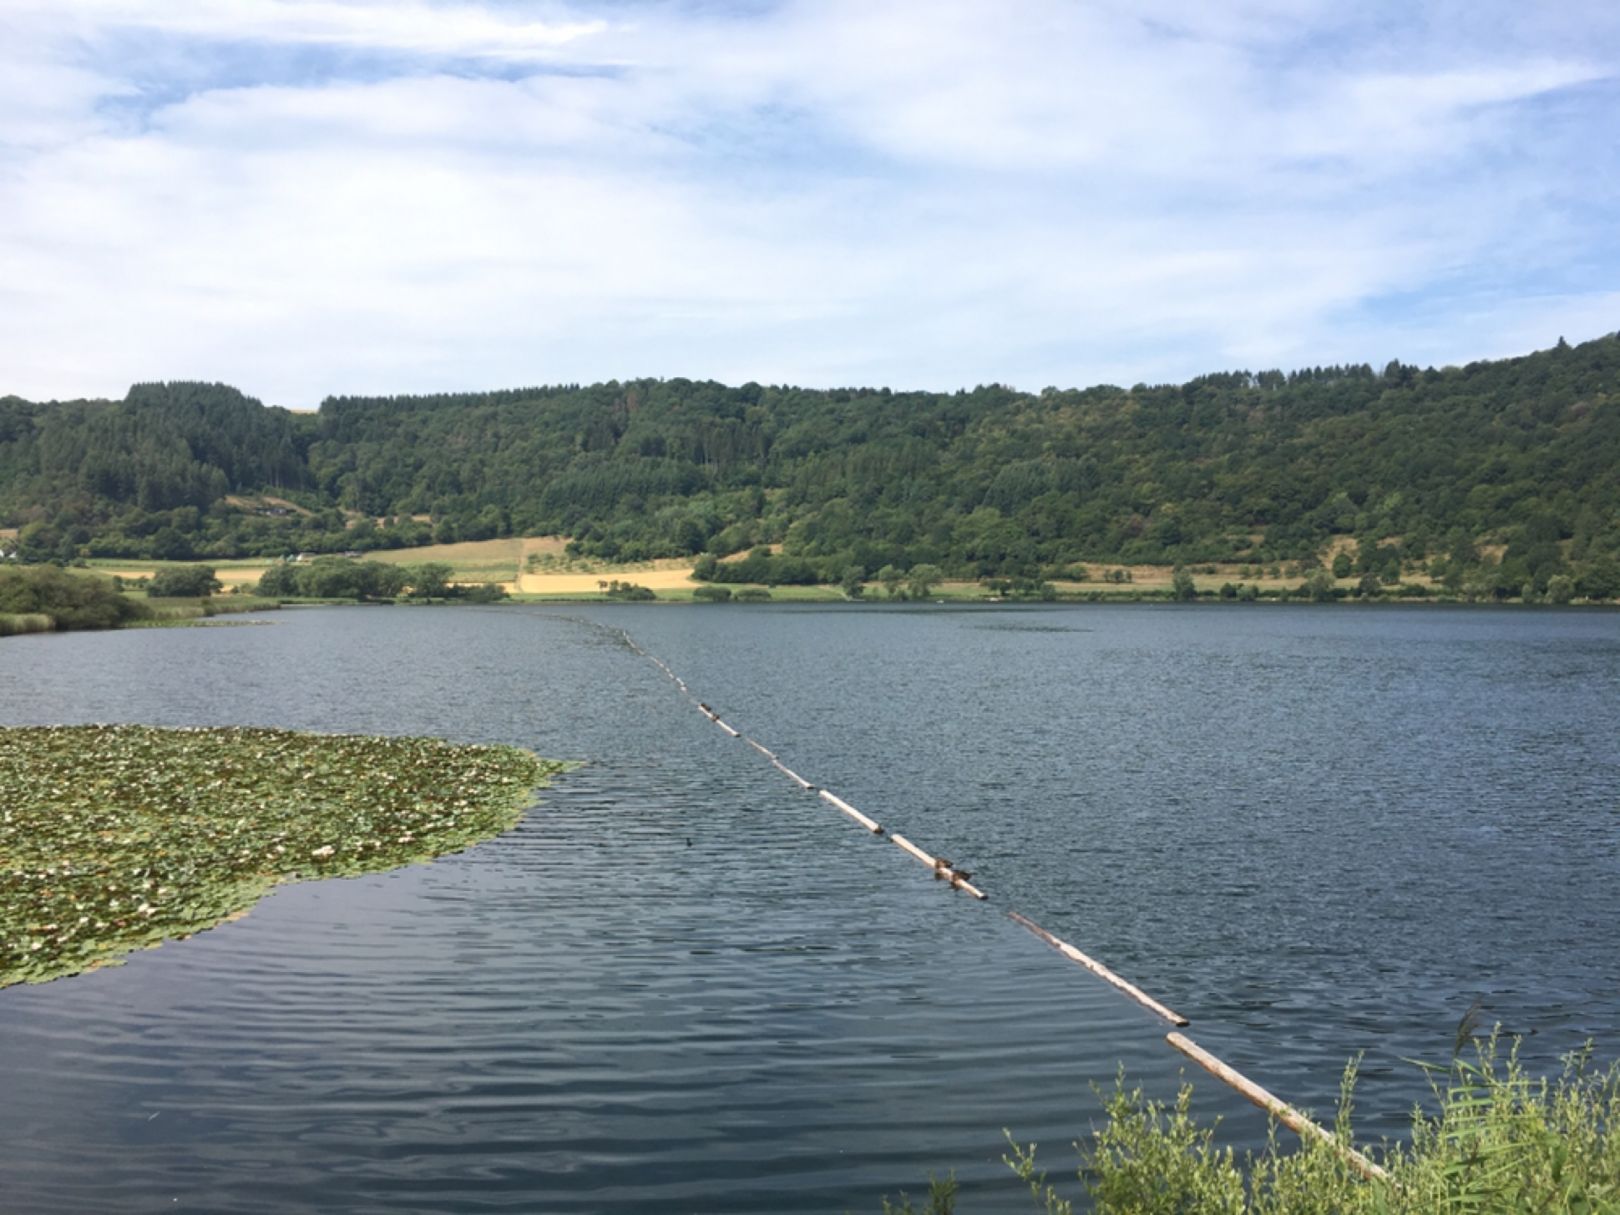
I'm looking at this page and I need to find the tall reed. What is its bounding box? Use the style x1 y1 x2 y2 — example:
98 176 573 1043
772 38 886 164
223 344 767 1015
0 612 53 637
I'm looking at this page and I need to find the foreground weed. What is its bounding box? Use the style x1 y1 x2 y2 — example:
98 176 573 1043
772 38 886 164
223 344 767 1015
984 1037 1620 1214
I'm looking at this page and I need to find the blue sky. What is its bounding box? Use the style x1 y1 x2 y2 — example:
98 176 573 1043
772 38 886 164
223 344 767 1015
2 0 1617 407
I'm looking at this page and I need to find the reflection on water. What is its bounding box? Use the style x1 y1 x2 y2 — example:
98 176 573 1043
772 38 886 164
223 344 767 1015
1 603 1617 1212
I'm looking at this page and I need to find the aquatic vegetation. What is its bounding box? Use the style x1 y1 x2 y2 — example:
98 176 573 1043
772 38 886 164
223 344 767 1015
0 725 566 987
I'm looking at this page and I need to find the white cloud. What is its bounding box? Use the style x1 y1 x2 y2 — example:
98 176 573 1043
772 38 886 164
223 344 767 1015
5 0 607 61
0 0 1615 403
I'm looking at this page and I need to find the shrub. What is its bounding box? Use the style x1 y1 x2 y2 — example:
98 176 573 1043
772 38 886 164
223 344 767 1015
0 567 149 631
978 1034 1620 1214
692 585 732 602
146 566 221 598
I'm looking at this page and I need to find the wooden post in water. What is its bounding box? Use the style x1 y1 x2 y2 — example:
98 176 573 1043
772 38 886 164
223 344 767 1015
1008 912 1188 1026
818 789 884 834
1165 1032 1388 1181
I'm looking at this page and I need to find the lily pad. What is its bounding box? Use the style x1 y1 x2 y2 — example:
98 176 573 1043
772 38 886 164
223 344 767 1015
0 725 567 987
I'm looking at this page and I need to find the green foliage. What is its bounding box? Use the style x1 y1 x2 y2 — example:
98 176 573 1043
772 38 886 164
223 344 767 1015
145 565 221 597
880 1173 958 1215
982 1036 1620 1214
0 611 54 636
907 563 944 599
1171 566 1199 601
6 337 1620 587
602 580 655 600
458 581 509 603
984 576 1059 601
0 725 565 987
0 566 150 630
403 562 454 598
1306 568 1339 602
692 584 733 602
256 557 406 600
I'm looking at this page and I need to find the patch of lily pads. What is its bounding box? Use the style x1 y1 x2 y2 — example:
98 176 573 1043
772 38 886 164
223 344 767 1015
0 724 568 988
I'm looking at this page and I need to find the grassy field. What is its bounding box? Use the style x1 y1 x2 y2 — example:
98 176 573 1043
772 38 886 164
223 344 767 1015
73 539 1439 605
0 725 567 987
86 558 277 590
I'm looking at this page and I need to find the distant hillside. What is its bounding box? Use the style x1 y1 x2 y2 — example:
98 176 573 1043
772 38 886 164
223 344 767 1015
3 335 1618 598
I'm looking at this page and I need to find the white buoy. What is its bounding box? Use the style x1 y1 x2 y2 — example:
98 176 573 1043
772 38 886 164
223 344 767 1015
1009 912 1186 1025
818 789 884 834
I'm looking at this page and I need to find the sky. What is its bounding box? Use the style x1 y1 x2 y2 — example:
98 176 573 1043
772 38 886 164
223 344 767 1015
2 0 1618 408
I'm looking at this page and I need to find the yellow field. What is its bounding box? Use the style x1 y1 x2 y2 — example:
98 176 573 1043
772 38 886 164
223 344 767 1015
91 561 275 589
516 566 701 595
78 542 1432 601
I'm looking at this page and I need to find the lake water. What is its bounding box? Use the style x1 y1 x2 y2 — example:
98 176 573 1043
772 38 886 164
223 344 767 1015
1 603 1617 1212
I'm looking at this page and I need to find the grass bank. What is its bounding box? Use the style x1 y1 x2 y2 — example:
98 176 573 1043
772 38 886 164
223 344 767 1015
0 725 568 987
884 1038 1620 1213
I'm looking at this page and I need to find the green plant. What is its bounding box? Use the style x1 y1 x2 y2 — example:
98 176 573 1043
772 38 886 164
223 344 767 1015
978 1035 1620 1214
1 725 565 987
880 1172 958 1214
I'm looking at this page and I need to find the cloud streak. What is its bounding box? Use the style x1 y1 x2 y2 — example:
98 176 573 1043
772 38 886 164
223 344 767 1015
0 0 1615 405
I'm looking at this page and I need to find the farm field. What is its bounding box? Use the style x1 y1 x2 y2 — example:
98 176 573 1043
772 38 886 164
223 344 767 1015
65 539 1437 603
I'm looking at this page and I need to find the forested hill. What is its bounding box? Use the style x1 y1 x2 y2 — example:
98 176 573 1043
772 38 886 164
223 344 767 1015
3 334 1619 594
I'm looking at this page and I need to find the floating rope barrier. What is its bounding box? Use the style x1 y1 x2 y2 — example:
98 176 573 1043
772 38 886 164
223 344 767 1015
554 612 1389 1179
818 788 884 835
1009 911 1187 1025
889 833 988 899
1167 1032 1388 1181
770 758 815 790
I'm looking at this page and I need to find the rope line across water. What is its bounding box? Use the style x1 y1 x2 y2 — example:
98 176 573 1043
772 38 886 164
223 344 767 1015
567 615 1386 1181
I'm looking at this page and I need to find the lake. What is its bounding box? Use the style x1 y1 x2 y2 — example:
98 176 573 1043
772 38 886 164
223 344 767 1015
1 603 1617 1212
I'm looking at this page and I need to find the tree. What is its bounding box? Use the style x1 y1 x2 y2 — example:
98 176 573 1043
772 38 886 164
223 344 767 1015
906 563 943 599
256 564 301 597
404 562 454 599
146 566 221 597
0 566 149 630
877 564 905 599
148 527 195 561
839 565 866 599
1171 566 1197 601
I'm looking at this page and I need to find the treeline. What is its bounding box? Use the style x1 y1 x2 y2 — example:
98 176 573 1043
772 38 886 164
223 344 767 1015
0 567 149 632
3 335 1620 593
255 559 506 602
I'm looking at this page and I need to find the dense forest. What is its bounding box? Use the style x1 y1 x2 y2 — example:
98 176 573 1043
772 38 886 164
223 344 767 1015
3 335 1618 597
